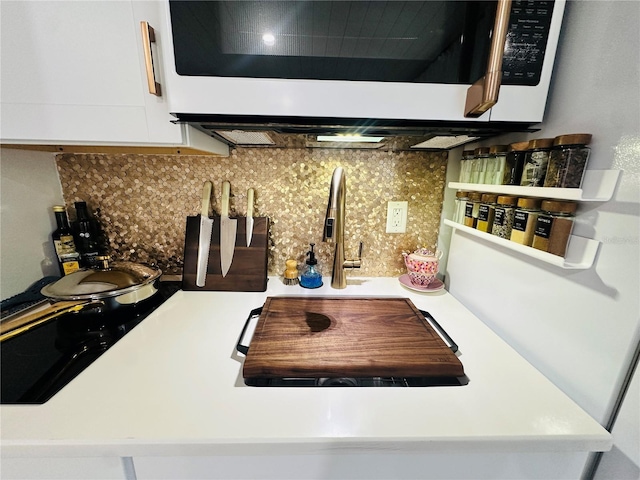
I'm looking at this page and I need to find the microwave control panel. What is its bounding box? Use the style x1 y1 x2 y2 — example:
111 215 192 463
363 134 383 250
502 0 555 86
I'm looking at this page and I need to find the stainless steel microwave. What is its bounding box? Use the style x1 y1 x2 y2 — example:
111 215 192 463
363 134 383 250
151 0 565 132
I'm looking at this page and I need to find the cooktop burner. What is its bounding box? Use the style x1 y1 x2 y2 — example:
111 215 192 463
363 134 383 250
0 281 180 404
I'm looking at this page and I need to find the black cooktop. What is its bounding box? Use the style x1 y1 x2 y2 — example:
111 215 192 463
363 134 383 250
0 282 180 404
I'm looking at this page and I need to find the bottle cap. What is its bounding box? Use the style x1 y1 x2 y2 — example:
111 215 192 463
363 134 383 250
481 193 498 203
75 201 90 219
53 205 66 212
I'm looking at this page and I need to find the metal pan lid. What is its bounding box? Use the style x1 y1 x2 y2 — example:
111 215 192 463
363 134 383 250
41 260 161 301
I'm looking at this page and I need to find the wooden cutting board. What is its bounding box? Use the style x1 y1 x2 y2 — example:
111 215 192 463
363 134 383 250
243 297 464 379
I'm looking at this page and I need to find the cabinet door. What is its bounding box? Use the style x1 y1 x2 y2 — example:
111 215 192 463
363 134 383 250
131 0 182 144
1 457 127 480
0 1 179 144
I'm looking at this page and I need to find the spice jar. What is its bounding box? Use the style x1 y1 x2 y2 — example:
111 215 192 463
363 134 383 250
454 191 470 224
463 192 482 228
458 150 474 183
491 195 518 239
476 193 498 233
470 147 490 184
520 138 554 187
510 197 542 246
486 145 508 185
544 134 592 188
503 141 529 185
532 200 577 256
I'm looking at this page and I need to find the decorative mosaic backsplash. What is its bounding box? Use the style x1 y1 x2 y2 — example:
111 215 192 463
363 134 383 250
56 147 448 277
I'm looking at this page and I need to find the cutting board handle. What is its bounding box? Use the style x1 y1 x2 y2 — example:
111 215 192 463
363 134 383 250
236 306 263 355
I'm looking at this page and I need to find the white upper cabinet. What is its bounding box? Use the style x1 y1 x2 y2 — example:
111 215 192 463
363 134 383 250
0 1 227 154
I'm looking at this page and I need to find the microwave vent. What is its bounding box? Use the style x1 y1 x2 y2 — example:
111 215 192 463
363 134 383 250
214 130 275 146
411 135 480 150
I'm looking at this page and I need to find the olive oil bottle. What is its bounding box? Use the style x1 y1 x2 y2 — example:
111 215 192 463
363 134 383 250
52 205 80 276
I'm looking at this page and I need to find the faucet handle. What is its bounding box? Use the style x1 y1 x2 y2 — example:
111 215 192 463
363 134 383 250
344 242 363 269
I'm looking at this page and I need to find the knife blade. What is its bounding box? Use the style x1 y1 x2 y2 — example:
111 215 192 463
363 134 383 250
246 188 255 248
195 181 213 287
220 181 237 278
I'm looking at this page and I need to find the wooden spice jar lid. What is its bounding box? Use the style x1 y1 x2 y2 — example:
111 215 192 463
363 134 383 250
553 133 592 146
509 141 530 152
527 138 555 150
468 192 483 201
489 145 509 154
481 193 498 203
516 197 542 209
497 195 518 206
541 200 578 214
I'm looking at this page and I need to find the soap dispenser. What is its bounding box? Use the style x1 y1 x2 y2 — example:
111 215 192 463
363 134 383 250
300 243 323 289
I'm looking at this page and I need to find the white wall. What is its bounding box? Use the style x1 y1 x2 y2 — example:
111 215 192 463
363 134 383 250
446 1 639 478
0 147 63 298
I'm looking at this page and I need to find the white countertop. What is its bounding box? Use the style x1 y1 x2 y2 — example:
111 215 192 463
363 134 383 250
0 277 612 458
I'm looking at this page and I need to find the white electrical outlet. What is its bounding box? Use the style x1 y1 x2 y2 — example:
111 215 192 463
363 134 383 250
386 201 408 233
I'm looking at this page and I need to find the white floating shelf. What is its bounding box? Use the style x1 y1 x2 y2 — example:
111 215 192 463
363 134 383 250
443 219 600 270
449 169 620 202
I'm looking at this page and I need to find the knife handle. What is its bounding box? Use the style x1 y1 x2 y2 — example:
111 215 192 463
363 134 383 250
201 181 212 217
247 188 255 217
221 181 231 216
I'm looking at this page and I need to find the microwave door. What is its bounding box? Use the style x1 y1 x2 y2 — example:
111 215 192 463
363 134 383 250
168 1 498 84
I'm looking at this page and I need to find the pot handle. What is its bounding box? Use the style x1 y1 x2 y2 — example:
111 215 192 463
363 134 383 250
0 300 104 342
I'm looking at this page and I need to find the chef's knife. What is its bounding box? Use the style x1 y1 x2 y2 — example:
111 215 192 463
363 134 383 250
196 181 213 287
220 181 237 278
246 188 255 247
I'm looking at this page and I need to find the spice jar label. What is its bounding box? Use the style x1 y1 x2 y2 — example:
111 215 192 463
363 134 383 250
534 216 553 239
465 203 474 218
513 211 529 231
494 209 506 226
478 205 490 222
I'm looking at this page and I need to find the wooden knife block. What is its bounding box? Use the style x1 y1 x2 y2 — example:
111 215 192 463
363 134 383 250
182 216 269 291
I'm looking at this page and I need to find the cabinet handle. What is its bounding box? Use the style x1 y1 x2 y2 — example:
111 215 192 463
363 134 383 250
140 21 161 97
464 0 512 117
